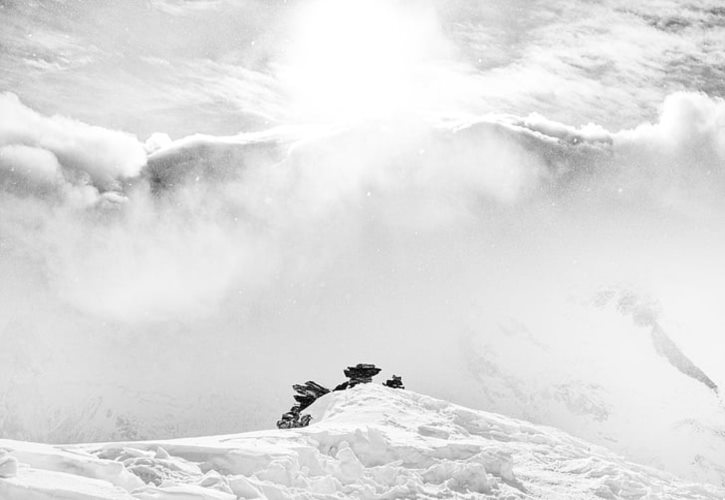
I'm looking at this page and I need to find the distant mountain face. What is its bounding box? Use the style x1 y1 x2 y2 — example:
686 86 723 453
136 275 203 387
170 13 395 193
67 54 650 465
458 287 725 486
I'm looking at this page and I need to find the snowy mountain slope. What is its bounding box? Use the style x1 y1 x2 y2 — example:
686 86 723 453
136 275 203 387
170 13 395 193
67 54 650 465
457 290 725 488
1 385 723 500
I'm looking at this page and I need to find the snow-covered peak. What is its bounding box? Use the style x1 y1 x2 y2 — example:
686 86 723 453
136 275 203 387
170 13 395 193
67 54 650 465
1 385 724 499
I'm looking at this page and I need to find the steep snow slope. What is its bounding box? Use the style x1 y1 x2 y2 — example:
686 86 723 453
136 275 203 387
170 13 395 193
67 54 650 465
1 385 723 499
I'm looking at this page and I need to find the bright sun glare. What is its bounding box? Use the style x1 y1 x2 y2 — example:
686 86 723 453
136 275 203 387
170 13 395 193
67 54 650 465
282 0 449 123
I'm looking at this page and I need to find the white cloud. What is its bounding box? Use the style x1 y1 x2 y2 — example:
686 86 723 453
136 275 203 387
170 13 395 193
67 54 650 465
618 91 725 158
442 0 725 129
0 93 147 193
0 145 61 186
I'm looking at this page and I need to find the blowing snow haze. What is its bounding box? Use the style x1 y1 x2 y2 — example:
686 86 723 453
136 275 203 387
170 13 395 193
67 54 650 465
2 0 725 488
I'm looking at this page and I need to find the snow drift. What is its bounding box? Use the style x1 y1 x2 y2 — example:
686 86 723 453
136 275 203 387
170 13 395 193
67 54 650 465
1 385 723 499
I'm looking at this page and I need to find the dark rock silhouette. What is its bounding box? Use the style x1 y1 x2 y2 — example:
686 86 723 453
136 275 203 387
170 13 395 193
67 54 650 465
293 381 331 411
334 363 382 390
277 406 312 429
276 407 299 429
383 375 405 389
276 381 331 429
278 364 401 429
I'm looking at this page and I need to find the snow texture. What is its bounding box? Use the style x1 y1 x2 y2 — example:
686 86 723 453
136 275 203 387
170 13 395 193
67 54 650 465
1 385 723 499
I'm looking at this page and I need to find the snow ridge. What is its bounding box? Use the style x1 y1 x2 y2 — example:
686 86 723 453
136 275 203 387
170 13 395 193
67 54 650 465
1 385 724 499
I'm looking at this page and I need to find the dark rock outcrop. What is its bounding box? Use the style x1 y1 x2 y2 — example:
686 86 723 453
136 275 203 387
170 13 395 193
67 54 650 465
335 363 382 390
278 364 404 429
276 381 330 429
293 381 331 411
276 406 311 429
383 375 405 389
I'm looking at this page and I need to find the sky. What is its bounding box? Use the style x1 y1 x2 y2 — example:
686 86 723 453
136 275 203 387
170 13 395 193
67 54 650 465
3 0 724 135
1 0 725 485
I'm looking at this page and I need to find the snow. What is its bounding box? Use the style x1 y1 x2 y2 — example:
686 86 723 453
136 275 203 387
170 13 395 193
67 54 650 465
0 467 134 500
1 384 723 499
0 452 17 479
0 440 143 491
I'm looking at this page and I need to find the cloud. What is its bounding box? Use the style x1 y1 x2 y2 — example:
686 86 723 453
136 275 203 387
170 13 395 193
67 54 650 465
0 145 61 187
608 92 725 210
139 91 725 217
0 93 146 197
617 91 725 159
439 0 725 131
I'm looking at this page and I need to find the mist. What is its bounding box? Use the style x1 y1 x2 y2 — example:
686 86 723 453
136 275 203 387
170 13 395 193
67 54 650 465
1 0 725 487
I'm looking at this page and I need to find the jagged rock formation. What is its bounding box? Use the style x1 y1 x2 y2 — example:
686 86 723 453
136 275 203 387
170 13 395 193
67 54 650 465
276 407 312 429
292 381 330 410
278 364 400 429
334 363 382 390
383 375 405 389
277 381 330 429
